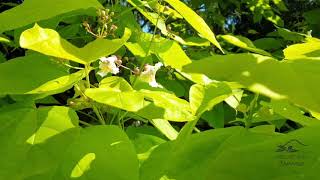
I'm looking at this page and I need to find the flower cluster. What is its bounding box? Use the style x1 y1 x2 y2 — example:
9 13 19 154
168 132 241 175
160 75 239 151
82 9 118 38
97 55 163 88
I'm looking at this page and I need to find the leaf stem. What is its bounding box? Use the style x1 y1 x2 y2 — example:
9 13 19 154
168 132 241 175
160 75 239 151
79 120 92 127
93 105 106 125
77 110 98 122
84 64 91 88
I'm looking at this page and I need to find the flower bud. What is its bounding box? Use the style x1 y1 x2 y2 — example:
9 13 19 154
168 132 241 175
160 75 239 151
111 24 118 31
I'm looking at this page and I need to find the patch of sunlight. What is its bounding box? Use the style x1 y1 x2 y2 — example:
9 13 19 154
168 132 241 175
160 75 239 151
160 175 176 180
70 153 96 178
26 127 58 145
110 141 123 146
250 83 286 99
241 71 251 77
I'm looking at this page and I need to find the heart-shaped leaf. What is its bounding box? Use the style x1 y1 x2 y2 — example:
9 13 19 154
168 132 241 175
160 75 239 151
20 24 131 64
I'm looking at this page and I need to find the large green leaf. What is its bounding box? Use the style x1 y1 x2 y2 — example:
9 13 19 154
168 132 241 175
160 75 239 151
263 100 320 127
0 104 139 180
0 104 80 180
164 0 222 51
86 77 194 122
189 82 232 116
20 24 131 64
220 35 271 56
283 41 320 59
140 90 195 122
0 0 102 33
178 82 232 139
150 119 178 140
99 76 133 91
53 126 139 180
141 125 320 180
85 87 146 112
183 53 320 114
0 54 85 96
85 87 195 122
126 126 167 154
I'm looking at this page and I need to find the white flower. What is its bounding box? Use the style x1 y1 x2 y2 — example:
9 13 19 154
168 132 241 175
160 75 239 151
140 62 163 87
97 55 120 77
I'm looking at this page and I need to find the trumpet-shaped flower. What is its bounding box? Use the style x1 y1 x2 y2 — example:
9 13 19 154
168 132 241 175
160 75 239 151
140 62 163 87
97 55 119 77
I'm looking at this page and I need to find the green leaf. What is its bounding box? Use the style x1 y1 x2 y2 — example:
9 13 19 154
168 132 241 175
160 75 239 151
140 90 195 122
26 106 79 145
272 0 288 11
85 88 145 112
0 54 85 96
141 125 320 180
183 53 320 114
150 119 178 140
0 0 102 33
220 35 272 56
253 38 284 51
99 76 133 91
249 125 277 134
87 77 194 122
126 126 167 154
20 24 131 64
164 0 223 52
189 82 232 116
0 104 139 180
263 100 320 127
178 82 232 139
53 126 139 180
283 41 320 59
201 103 225 128
276 27 307 42
0 104 80 179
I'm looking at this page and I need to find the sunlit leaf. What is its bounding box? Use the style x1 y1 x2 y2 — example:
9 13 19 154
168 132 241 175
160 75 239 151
53 126 139 180
183 53 320 114
220 35 272 56
283 41 320 59
0 53 85 96
0 104 80 179
263 100 320 127
141 90 195 122
85 88 145 112
0 0 102 33
164 0 223 51
141 125 320 180
20 24 131 64
189 82 232 116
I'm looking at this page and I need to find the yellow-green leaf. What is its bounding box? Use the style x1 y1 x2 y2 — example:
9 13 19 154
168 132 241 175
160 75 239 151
283 41 320 59
0 0 102 33
183 53 320 114
220 35 272 56
20 24 131 64
164 0 223 52
0 53 85 96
